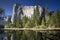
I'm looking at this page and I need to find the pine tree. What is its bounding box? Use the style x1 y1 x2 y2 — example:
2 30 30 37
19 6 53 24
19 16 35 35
45 6 50 27
32 5 41 26
0 8 5 33
16 17 23 28
0 8 4 14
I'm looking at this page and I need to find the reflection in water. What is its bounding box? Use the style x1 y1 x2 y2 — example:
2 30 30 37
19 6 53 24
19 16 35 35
0 30 60 40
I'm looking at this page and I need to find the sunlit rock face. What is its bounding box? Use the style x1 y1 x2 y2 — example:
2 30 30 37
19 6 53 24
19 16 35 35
11 4 43 24
23 5 43 17
22 6 34 17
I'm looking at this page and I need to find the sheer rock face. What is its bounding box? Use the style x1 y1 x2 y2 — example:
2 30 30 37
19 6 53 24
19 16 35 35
11 4 43 23
22 6 34 17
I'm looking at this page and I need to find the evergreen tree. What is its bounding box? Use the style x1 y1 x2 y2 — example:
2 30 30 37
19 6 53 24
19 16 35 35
49 11 60 27
22 16 29 27
16 17 23 28
32 5 41 26
0 8 4 14
0 8 5 33
45 6 50 27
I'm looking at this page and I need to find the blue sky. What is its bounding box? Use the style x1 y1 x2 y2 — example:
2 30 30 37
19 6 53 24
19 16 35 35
0 0 60 16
